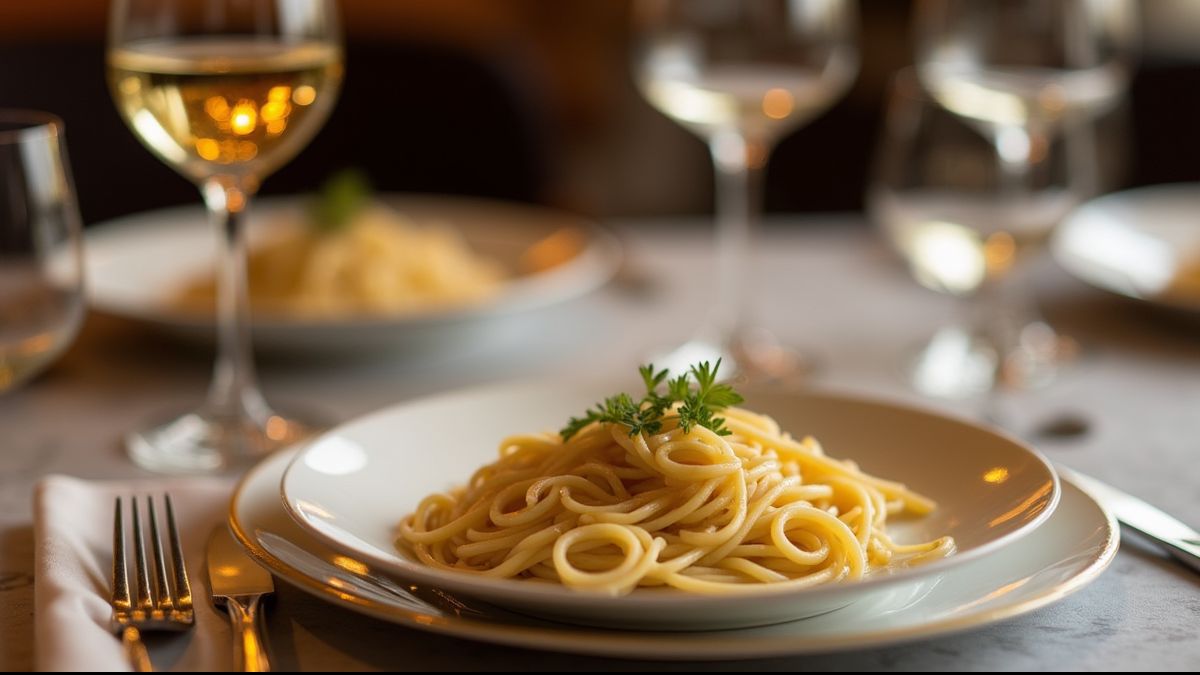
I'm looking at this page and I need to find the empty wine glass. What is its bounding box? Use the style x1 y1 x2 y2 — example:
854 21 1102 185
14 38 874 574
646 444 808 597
0 111 85 393
910 0 1138 392
108 0 344 472
870 69 1097 398
632 0 858 382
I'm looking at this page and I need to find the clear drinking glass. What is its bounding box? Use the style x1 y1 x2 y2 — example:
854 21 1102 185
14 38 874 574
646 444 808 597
632 0 858 382
869 69 1097 397
0 112 85 393
910 0 1138 392
107 0 344 472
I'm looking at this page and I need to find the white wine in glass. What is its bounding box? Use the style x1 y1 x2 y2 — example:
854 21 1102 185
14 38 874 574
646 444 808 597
107 0 344 473
108 39 341 183
633 0 857 382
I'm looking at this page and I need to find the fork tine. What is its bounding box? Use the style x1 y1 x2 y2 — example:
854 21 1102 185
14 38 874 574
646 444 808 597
146 496 173 611
164 494 193 610
131 497 153 612
112 497 131 611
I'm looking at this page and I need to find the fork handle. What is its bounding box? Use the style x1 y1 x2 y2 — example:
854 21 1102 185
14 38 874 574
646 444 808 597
225 594 271 672
122 626 153 672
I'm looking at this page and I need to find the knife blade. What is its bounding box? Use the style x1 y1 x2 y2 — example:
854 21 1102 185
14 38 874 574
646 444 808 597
1059 466 1200 575
207 525 274 672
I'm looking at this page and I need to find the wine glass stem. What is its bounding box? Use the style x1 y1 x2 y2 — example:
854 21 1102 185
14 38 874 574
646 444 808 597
201 178 269 424
709 130 766 341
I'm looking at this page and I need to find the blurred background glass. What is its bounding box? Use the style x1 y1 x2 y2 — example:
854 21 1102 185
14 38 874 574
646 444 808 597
888 0 1138 397
0 111 84 393
631 0 857 381
870 69 1099 397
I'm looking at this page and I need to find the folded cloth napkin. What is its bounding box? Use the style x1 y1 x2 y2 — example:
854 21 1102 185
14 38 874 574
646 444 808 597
34 475 237 672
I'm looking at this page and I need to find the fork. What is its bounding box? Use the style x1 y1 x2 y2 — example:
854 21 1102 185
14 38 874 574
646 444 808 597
111 495 195 672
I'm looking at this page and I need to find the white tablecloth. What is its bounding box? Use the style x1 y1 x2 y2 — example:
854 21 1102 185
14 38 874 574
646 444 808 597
4 216 1198 670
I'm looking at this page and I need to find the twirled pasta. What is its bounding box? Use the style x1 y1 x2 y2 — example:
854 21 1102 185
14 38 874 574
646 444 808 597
398 405 955 596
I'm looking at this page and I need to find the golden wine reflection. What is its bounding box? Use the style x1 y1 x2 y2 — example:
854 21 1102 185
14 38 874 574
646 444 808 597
192 83 317 163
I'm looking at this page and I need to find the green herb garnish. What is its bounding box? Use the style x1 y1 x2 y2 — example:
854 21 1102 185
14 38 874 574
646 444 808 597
560 360 744 441
310 168 372 233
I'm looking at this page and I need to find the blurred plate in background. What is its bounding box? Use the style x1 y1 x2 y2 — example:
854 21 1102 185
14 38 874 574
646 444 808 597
1053 183 1200 314
85 195 621 355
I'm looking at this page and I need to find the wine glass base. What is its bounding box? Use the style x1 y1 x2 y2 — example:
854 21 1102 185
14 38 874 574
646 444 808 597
910 322 1077 399
649 328 818 386
127 406 327 474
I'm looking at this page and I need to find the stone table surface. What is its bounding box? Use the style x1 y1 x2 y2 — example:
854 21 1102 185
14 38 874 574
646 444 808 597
3 216 1198 671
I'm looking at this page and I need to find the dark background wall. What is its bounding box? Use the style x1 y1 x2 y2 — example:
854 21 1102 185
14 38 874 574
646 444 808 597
1 0 1198 226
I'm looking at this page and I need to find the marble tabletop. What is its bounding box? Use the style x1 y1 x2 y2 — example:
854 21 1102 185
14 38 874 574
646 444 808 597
3 216 1198 670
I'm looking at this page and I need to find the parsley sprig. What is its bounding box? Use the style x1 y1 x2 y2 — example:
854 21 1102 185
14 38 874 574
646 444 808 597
560 360 744 441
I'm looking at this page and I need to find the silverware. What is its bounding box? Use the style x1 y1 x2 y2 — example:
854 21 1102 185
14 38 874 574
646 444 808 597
110 495 195 672
1059 466 1200 575
207 524 274 672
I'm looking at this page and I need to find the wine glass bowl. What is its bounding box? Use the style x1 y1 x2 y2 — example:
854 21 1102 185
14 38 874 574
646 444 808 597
632 0 858 382
0 111 85 393
107 40 342 186
107 0 343 472
900 0 1137 398
870 69 1090 398
915 0 1136 135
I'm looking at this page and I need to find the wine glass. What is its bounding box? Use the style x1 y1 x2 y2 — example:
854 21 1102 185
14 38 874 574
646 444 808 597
0 111 85 393
107 0 344 472
912 0 1138 392
869 69 1097 398
632 0 858 382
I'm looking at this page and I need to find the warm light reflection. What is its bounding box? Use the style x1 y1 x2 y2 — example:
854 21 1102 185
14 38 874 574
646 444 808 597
331 555 369 575
988 481 1053 527
762 87 794 119
983 466 1010 484
984 232 1016 277
205 96 231 122
519 227 585 274
296 499 335 519
230 100 258 135
213 564 241 578
265 415 289 441
293 85 317 106
195 138 220 161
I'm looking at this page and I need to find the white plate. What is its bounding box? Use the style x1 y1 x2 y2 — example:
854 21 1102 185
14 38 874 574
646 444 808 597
1054 183 1200 313
279 380 1059 630
85 195 621 354
233 447 1114 660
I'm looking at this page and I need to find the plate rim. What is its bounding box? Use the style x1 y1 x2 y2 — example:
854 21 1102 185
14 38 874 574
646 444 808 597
1053 182 1200 313
230 447 1116 660
277 378 1061 613
83 192 623 329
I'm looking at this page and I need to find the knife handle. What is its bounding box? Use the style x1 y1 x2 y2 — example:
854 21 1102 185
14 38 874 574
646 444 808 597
1162 537 1200 576
224 594 271 672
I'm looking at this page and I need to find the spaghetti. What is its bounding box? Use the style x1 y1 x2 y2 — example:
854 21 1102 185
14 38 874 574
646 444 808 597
398 401 955 596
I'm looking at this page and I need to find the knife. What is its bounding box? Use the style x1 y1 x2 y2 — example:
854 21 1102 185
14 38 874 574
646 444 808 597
207 525 274 671
1059 466 1200 575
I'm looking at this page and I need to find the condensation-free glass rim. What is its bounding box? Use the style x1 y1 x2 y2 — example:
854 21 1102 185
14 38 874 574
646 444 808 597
0 110 65 144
